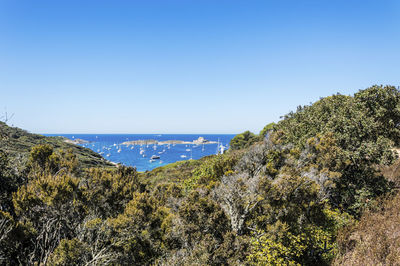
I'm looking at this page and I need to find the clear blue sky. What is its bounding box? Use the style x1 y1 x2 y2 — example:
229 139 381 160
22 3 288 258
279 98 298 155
1 0 399 134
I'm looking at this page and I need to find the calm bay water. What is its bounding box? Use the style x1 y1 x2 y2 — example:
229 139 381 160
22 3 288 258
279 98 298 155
44 134 235 172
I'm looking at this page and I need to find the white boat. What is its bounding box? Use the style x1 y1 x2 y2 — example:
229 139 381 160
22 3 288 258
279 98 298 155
219 144 225 154
149 159 155 163
180 155 187 158
117 148 122 153
151 155 160 160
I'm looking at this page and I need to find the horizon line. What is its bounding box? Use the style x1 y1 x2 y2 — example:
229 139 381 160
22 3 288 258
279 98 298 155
39 132 239 135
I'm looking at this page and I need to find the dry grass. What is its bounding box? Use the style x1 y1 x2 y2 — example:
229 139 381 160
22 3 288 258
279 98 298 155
333 193 400 265
380 152 400 188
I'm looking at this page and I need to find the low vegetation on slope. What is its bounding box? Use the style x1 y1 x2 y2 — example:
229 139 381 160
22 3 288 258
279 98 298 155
0 122 114 169
1 85 400 265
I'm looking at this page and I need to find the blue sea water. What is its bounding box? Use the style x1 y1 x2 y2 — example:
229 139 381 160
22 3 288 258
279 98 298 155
44 134 235 172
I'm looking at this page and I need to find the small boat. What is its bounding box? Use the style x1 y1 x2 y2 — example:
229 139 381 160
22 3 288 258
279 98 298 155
117 148 122 153
151 155 160 160
149 159 155 163
219 144 225 154
186 149 191 152
180 155 187 158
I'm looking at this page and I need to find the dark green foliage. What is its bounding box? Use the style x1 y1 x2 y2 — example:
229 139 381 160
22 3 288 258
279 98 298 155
82 166 142 218
354 85 400 145
108 192 169 264
259 122 276 140
275 86 398 215
229 130 258 150
0 150 22 214
0 122 113 169
2 84 400 265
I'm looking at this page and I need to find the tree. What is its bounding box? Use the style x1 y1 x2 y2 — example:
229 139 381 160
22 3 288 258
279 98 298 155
259 122 276 140
230 131 258 150
213 173 262 235
275 88 398 214
107 192 169 264
0 150 21 214
83 166 141 218
354 85 400 145
12 173 85 265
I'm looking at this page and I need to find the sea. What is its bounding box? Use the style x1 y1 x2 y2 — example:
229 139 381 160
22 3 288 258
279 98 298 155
44 134 236 172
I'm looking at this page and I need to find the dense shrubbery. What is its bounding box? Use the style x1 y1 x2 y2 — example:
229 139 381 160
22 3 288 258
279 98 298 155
1 85 400 265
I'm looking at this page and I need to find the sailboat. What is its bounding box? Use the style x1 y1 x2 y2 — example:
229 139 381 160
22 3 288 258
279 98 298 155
219 144 225 154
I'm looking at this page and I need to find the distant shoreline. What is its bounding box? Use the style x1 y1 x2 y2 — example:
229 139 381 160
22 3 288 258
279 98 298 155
122 137 217 146
64 138 90 145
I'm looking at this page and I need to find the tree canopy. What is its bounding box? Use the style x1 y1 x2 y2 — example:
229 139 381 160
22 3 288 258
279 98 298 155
1 85 400 265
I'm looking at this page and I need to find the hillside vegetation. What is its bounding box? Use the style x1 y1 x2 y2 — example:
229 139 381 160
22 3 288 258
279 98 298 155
0 122 114 169
1 85 400 265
